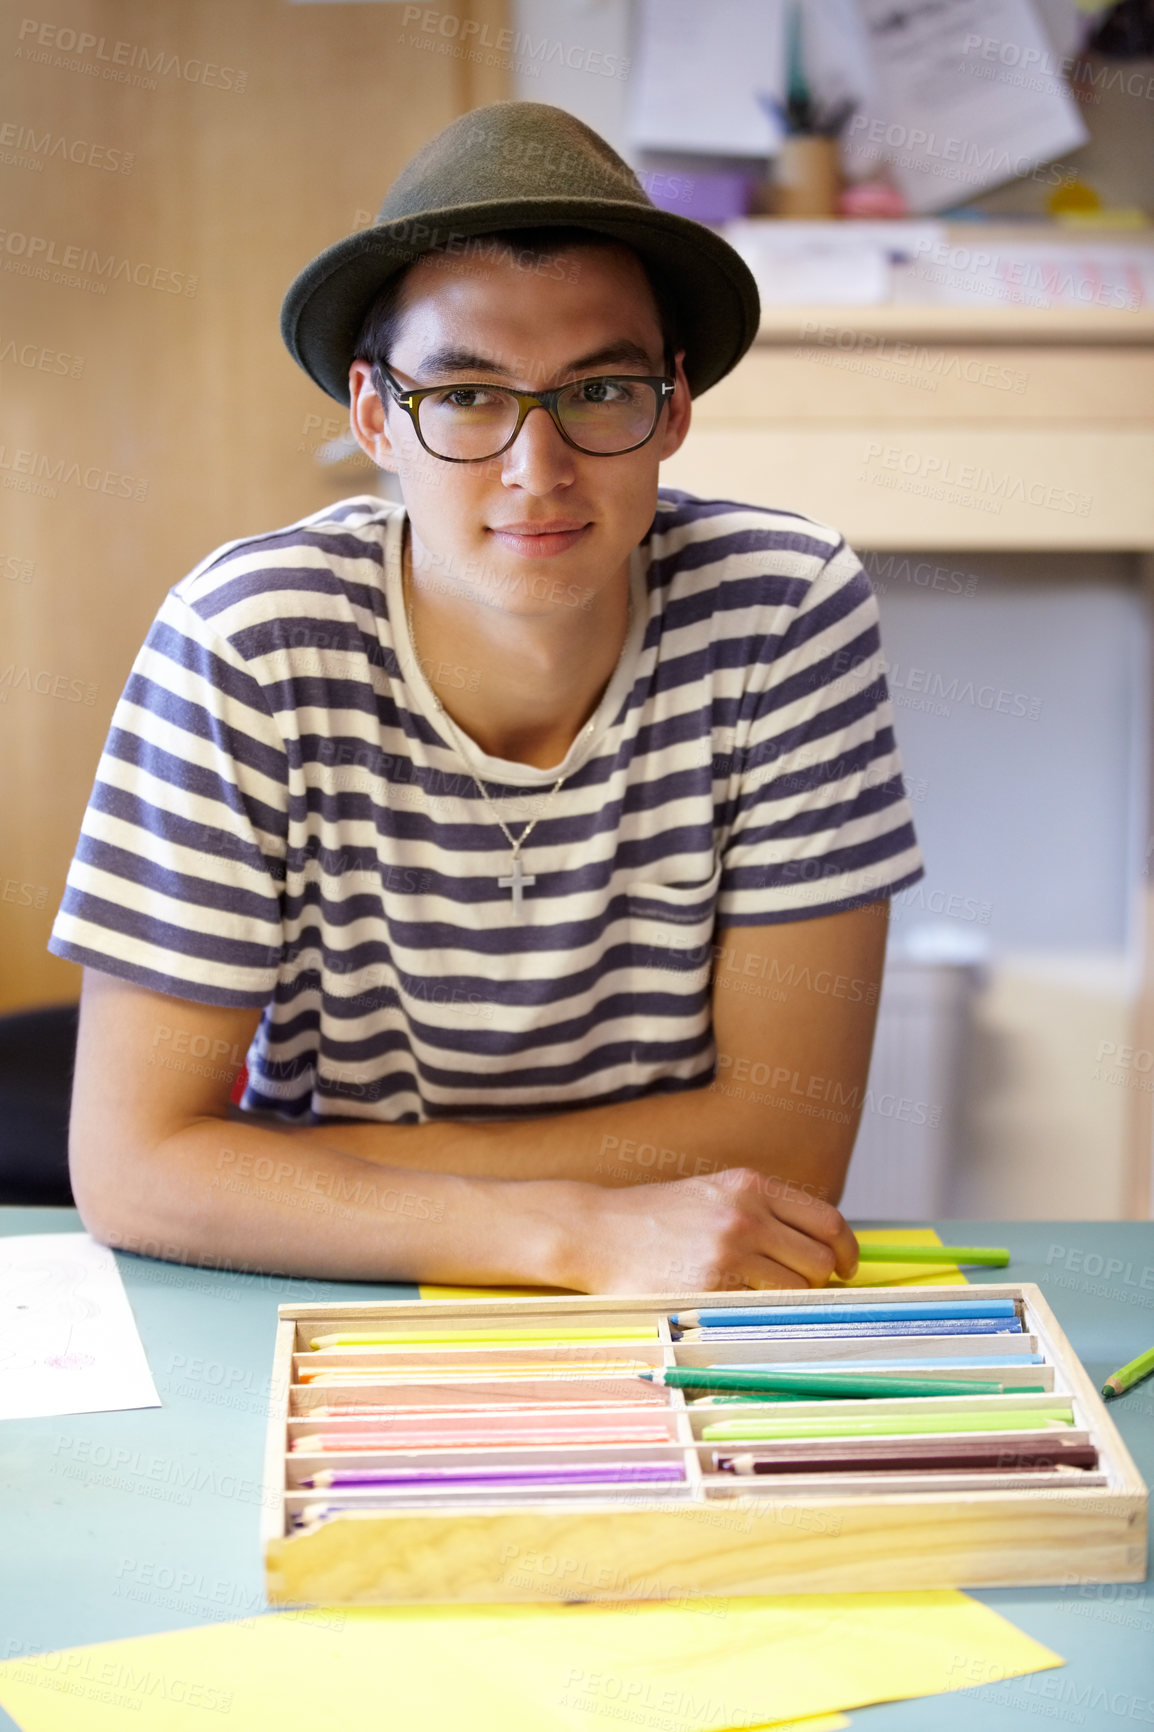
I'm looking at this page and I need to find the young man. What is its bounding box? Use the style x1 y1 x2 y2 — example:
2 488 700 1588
49 103 924 1293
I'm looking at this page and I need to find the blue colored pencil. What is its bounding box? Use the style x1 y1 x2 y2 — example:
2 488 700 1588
672 1301 1017 1328
724 1354 1042 1368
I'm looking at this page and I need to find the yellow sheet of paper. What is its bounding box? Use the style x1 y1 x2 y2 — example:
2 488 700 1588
768 1720 847 1731
0 1593 1060 1732
419 1229 970 1301
835 1227 970 1289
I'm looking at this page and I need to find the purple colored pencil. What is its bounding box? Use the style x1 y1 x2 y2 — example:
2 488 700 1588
302 1462 685 1489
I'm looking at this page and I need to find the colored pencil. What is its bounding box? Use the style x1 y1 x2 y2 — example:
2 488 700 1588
672 1301 1017 1327
300 1462 685 1488
701 1407 1074 1442
308 1400 656 1419
1101 1343 1154 1399
710 1355 1043 1369
299 1360 651 1375
691 1388 1034 1407
676 1320 1023 1341
853 1245 1010 1266
715 1438 1099 1474
712 1427 1093 1464
308 1326 659 1349
298 1359 651 1383
640 1367 1026 1398
690 1391 843 1405
295 1481 687 1526
292 1425 672 1451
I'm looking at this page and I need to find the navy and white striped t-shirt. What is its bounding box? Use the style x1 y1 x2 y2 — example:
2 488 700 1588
49 486 925 1123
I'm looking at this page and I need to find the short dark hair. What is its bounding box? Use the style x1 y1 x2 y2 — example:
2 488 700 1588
351 225 679 377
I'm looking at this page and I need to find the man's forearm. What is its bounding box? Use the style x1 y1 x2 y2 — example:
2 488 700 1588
86 1111 581 1286
279 1079 854 1200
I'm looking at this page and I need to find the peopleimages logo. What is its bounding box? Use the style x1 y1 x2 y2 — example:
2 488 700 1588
861 441 1094 516
958 28 1154 103
14 19 248 91
0 119 133 171
909 237 1139 313
0 664 97 704
0 228 196 294
828 647 1042 722
398 7 630 78
0 444 148 499
844 114 1076 190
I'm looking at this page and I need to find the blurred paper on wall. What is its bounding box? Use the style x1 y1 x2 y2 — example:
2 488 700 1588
627 0 786 155
846 0 1090 214
1031 0 1093 62
797 0 883 165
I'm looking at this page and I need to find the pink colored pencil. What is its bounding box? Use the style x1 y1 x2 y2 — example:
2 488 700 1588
309 1400 653 1418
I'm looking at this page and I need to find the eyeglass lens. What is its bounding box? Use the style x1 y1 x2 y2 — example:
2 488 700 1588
416 378 659 459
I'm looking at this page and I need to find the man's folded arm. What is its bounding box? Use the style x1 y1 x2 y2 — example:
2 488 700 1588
70 900 884 1275
67 968 574 1284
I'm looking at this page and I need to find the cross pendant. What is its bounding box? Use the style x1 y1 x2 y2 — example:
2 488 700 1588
497 854 537 915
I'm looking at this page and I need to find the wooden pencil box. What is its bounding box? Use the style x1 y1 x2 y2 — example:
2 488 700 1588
262 1283 1148 1605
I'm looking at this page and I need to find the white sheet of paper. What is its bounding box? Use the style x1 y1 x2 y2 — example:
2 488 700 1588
849 0 1089 214
723 219 946 307
628 0 786 157
801 0 883 163
0 1233 160 1420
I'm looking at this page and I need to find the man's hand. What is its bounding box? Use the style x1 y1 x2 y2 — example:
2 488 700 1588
558 1168 860 1294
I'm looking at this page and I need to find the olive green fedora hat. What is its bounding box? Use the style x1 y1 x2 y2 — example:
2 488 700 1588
280 100 761 408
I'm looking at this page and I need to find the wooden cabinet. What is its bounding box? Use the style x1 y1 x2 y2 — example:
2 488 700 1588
0 0 508 1009
663 288 1154 552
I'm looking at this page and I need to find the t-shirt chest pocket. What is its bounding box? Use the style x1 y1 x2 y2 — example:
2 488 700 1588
627 858 722 979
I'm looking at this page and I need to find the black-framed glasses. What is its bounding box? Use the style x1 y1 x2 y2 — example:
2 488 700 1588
371 362 675 462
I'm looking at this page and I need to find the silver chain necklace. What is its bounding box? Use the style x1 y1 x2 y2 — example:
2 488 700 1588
404 562 632 917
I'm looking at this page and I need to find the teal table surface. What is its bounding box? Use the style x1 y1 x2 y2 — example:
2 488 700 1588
1 1209 1152 1731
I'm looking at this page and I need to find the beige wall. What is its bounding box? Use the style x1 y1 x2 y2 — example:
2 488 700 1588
0 0 508 1011
958 956 1136 1219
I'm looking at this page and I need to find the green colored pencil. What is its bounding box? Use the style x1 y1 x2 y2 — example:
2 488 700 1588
702 1407 1074 1442
689 1385 1047 1406
691 1390 834 1404
640 1367 1025 1399
1101 1343 1154 1399
853 1244 1010 1266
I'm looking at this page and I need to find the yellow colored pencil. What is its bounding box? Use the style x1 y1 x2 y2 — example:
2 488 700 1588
308 1326 658 1350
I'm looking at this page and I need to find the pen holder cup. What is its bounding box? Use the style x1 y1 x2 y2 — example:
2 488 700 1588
771 135 842 218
